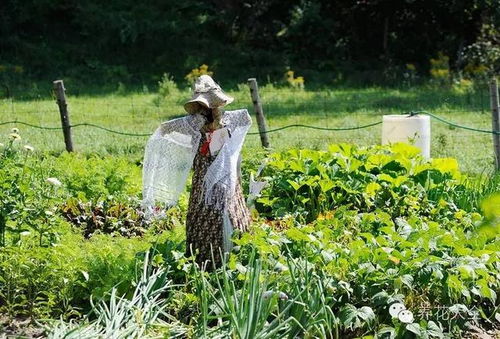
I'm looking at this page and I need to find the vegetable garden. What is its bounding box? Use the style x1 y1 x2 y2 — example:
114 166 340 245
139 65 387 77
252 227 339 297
0 83 499 338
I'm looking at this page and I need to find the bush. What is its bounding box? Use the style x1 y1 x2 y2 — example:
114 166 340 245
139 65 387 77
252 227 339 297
0 230 151 318
256 143 482 223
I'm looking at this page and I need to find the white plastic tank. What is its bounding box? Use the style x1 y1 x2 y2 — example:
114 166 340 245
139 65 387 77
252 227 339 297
382 114 431 158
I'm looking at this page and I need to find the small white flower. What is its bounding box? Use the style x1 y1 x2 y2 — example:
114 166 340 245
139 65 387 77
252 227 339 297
23 145 34 152
9 133 21 140
11 128 19 133
274 262 288 272
398 309 414 323
262 290 288 300
389 303 406 318
46 177 62 186
0 143 4 148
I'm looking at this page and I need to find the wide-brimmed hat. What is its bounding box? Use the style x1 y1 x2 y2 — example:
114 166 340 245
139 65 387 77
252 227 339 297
184 75 234 114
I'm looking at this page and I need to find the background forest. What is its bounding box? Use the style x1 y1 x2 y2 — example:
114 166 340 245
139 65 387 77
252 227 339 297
1 0 499 93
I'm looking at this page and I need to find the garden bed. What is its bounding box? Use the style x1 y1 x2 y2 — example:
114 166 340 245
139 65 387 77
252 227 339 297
0 131 499 338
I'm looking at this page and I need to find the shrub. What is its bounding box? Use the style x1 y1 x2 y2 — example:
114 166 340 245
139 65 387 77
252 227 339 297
429 52 450 86
157 72 180 97
256 143 485 223
0 230 151 318
284 70 305 89
185 64 213 85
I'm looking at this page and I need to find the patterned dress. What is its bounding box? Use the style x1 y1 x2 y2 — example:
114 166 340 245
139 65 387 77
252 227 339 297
186 132 251 268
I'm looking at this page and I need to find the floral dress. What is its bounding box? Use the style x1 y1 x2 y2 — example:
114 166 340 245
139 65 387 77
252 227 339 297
142 109 252 269
186 132 251 268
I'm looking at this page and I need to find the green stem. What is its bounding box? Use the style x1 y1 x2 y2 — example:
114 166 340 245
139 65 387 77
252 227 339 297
0 214 5 247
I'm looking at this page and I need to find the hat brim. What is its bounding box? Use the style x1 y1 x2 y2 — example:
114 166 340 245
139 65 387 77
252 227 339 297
184 91 234 114
184 97 210 115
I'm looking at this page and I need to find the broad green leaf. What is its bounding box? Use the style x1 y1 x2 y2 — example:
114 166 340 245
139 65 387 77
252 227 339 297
286 228 310 242
406 323 421 336
377 326 396 339
358 306 375 322
339 303 358 327
431 158 461 179
319 179 335 192
426 320 444 338
365 182 381 196
391 142 421 158
287 180 303 191
477 279 497 302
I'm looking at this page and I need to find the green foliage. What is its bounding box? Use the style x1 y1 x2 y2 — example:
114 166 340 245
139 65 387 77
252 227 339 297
0 230 150 319
0 140 498 337
1 0 498 91
48 252 186 338
194 250 296 338
256 143 486 223
52 153 141 201
0 130 64 247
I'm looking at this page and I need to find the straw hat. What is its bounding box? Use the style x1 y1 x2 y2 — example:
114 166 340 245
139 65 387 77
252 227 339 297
184 75 234 114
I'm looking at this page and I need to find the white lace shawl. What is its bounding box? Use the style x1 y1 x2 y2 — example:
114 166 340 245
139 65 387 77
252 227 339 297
142 109 252 217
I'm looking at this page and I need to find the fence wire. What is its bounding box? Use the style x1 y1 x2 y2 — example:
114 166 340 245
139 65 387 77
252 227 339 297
0 83 497 173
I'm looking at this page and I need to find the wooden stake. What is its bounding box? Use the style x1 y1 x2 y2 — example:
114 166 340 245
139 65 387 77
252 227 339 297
248 78 270 148
53 80 74 152
490 78 500 170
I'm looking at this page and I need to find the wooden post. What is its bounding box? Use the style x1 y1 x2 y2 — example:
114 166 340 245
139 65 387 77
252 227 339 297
53 80 74 152
490 78 500 170
248 78 270 148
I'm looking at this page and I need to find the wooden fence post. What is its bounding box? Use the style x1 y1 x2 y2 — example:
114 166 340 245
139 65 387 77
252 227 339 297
53 80 74 152
490 78 500 171
248 78 270 148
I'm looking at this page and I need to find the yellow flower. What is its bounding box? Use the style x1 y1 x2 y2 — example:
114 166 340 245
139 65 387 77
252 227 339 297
430 68 449 79
284 70 305 89
406 63 416 71
185 64 213 83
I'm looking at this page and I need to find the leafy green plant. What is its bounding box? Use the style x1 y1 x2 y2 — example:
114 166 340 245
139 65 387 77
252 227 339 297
47 252 185 339
257 143 486 223
0 129 64 247
53 153 141 202
194 250 296 338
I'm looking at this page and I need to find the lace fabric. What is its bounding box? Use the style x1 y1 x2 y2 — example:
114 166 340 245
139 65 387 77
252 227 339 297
203 109 252 209
142 114 205 216
142 109 252 217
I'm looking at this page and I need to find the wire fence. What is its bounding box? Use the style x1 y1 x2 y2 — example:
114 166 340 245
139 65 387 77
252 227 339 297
0 82 497 173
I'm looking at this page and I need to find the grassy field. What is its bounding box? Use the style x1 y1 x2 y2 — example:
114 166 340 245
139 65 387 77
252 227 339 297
0 83 496 173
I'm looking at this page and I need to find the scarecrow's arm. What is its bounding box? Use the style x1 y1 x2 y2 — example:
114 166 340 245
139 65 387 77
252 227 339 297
223 109 252 131
142 114 205 217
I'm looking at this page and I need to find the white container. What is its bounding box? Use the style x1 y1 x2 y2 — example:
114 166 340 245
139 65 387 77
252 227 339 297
382 114 431 158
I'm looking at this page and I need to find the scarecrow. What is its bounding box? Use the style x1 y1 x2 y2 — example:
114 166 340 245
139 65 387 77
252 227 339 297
142 75 252 267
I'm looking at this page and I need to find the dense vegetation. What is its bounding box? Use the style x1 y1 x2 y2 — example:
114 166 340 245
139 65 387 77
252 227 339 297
0 128 498 338
1 1 499 337
1 0 498 93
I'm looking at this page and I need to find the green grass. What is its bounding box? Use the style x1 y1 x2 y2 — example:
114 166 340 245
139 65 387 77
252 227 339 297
0 84 495 173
